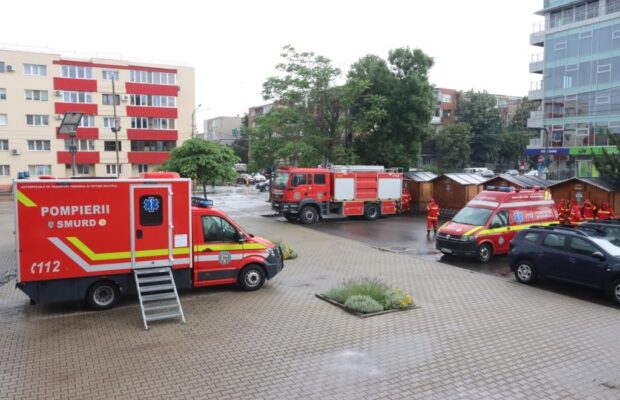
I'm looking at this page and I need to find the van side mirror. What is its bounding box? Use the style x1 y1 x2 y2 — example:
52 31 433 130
592 251 605 261
235 232 245 243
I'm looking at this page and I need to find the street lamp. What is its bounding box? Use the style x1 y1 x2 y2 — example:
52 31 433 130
192 104 202 139
111 76 121 177
59 112 83 177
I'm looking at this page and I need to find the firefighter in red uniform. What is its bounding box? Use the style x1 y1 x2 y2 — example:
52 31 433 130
427 198 440 237
597 202 616 220
569 199 582 225
581 199 597 221
557 198 569 224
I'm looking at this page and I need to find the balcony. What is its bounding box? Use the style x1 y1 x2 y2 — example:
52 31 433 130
57 151 100 164
527 110 543 129
528 81 543 101
127 151 170 164
529 53 544 74
530 22 544 46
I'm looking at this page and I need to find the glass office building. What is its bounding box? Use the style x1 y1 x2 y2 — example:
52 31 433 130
528 0 620 178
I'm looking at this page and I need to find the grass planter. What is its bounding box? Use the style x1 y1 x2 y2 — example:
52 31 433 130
317 278 419 318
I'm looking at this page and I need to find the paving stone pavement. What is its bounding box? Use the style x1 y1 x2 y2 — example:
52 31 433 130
1 200 620 399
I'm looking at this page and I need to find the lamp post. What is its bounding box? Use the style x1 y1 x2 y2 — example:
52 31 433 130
111 76 121 177
192 104 202 139
59 112 84 177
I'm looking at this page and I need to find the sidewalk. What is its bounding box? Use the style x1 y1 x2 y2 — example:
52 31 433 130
1 208 619 399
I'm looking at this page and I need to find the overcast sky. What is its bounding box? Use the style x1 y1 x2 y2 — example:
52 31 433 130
2 0 542 129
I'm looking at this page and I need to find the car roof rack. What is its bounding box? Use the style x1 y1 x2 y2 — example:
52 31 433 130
530 224 607 237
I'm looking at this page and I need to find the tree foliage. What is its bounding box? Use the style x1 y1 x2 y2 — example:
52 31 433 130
509 97 539 131
348 48 435 168
231 114 249 164
435 123 472 171
593 133 620 179
163 139 239 197
458 91 502 165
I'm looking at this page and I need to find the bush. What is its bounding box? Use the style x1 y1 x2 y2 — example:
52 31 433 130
272 240 298 260
344 295 384 314
384 288 414 310
323 277 388 305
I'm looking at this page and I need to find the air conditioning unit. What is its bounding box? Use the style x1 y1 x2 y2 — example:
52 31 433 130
55 90 63 97
55 114 63 120
10 149 20 156
121 95 129 102
6 65 14 73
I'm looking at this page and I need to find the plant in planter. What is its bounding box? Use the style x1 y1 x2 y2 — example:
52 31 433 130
271 240 298 260
319 278 415 316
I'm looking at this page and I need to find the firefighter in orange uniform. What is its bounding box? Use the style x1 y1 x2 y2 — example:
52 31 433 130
557 198 568 224
568 199 582 225
597 202 616 220
581 199 597 221
427 198 440 237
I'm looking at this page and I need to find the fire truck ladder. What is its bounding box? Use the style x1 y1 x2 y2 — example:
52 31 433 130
133 267 185 330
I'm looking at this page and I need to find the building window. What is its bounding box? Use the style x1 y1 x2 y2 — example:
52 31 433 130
0 114 6 126
0 140 8 150
25 89 48 101
130 140 176 152
63 91 93 103
64 139 95 151
103 117 118 129
79 115 95 128
106 164 121 175
130 94 176 107
104 141 121 151
29 165 51 176
24 64 47 76
61 65 93 79
102 70 119 80
0 62 4 73
0 165 9 176
26 115 49 126
138 164 149 173
442 94 452 103
129 70 177 85
131 117 176 130
76 165 91 175
102 94 120 105
0 88 5 100
27 140 51 151
607 0 620 14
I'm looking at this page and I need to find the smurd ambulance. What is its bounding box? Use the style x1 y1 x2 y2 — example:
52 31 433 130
14 173 283 329
436 186 558 262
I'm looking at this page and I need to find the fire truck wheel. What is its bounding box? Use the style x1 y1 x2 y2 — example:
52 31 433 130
477 243 493 263
364 204 380 220
299 206 318 224
284 213 298 222
239 264 265 291
86 281 120 310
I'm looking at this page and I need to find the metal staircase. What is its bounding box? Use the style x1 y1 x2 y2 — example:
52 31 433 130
133 267 185 330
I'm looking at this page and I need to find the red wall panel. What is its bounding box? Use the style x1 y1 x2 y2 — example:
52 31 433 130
56 127 99 140
127 129 178 141
128 152 170 164
125 83 178 96
55 103 98 115
57 151 100 164
53 78 97 92
126 106 178 118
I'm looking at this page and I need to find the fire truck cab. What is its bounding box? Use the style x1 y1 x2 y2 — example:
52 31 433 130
435 186 558 262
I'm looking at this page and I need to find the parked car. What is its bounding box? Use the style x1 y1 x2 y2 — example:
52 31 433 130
505 169 519 176
581 220 620 245
480 169 495 177
524 169 539 176
256 180 270 192
463 167 488 174
508 225 620 305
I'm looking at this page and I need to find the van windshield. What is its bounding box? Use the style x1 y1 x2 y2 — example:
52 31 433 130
452 207 493 226
273 173 289 190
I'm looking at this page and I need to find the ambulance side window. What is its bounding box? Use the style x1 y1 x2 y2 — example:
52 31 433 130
139 195 163 226
491 210 509 227
202 216 238 242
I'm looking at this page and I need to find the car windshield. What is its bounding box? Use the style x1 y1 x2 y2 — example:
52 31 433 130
273 173 289 190
591 237 620 256
452 207 493 226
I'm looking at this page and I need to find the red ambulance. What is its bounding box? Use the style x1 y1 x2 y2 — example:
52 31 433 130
435 186 558 262
14 173 284 314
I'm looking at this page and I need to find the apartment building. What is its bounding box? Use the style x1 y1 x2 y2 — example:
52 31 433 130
0 48 194 186
527 0 620 178
203 116 242 143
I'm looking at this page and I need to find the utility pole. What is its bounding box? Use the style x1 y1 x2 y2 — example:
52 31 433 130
111 76 121 177
192 104 202 139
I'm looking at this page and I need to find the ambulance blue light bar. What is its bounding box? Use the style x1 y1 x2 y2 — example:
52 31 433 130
485 186 514 192
191 197 213 208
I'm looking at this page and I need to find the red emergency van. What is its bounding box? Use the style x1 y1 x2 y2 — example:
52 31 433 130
435 186 558 262
14 174 283 322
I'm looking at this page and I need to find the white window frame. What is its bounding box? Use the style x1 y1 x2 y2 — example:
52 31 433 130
24 64 47 76
78 115 95 128
63 91 93 104
61 65 93 79
103 117 118 129
26 115 49 126
76 165 90 175
0 88 5 100
555 41 567 50
0 140 8 151
102 94 120 105
579 31 593 39
596 95 610 104
28 165 51 176
27 140 51 151
102 70 119 81
597 63 611 73
138 164 149 173
0 114 6 126
25 89 48 101
106 164 121 175
64 139 95 151
0 165 9 176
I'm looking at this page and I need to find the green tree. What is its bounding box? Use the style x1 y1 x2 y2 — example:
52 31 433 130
497 131 528 170
347 48 434 168
509 97 540 131
163 139 239 197
458 90 502 165
231 114 249 164
593 133 620 179
435 123 472 171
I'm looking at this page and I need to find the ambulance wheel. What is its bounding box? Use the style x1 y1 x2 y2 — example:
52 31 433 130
364 204 380 220
477 243 493 263
86 281 120 310
299 206 318 224
238 264 265 291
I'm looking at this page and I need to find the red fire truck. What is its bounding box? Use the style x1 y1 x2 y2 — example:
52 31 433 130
14 173 283 328
271 165 408 224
